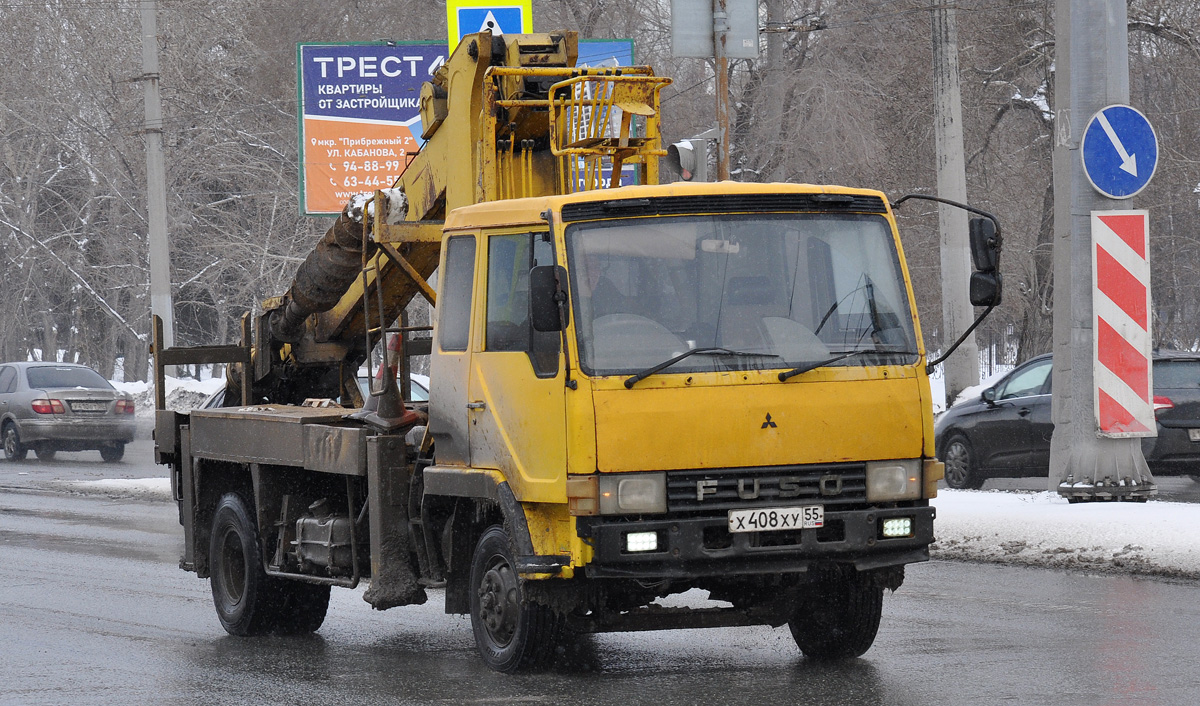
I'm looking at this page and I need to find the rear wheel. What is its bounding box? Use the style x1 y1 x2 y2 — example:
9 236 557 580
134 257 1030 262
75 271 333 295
942 435 984 490
99 442 125 463
34 446 56 461
209 493 281 636
3 424 27 462
789 569 884 660
469 525 564 672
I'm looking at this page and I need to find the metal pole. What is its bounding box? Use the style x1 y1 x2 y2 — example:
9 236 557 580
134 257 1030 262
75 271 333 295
1048 0 1155 499
931 2 978 407
713 0 731 180
140 0 174 350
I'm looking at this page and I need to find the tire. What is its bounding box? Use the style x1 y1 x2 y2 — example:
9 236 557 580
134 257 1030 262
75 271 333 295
34 446 56 461
469 525 564 672
209 493 282 636
99 442 125 463
789 569 885 660
942 434 984 490
3 423 27 462
273 581 331 635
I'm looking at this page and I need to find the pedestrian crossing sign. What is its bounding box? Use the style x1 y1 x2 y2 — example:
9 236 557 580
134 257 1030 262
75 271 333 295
447 0 532 47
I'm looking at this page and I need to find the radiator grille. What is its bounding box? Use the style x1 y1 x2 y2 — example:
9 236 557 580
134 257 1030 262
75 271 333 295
667 463 867 514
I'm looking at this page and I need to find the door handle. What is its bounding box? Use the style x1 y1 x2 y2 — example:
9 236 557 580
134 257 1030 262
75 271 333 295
1018 407 1031 417
466 401 487 410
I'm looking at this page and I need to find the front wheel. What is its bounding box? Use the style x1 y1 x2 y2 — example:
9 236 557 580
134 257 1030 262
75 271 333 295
942 435 984 490
469 525 564 672
789 569 884 660
3 424 27 462
34 445 56 461
209 493 280 636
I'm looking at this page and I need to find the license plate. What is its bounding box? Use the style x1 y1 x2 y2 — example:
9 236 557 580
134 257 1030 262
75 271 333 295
71 401 107 412
1189 429 1200 442
728 506 823 533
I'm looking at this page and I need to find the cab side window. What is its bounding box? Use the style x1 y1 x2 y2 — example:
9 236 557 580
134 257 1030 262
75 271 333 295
438 236 476 352
0 366 14 393
998 360 1051 400
485 232 559 377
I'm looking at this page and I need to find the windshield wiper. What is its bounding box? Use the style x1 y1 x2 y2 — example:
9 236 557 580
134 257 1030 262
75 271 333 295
777 349 917 382
625 348 780 389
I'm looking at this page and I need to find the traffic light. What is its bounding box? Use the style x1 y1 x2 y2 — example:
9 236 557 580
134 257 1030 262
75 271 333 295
664 139 708 182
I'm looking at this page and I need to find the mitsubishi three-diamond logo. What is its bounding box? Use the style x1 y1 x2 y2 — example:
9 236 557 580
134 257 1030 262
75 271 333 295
761 413 777 429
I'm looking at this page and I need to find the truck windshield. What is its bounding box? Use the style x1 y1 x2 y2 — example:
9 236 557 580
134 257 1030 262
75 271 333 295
566 212 919 377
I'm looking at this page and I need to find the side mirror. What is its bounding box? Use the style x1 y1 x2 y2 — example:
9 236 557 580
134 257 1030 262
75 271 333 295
969 217 999 273
530 265 568 332
981 387 996 404
970 271 1002 307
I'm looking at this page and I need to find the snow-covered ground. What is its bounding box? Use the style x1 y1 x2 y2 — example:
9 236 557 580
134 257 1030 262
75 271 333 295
111 374 224 420
66 478 174 502
932 489 1200 579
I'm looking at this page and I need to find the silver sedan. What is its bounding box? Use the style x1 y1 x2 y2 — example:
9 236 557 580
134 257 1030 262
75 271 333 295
0 362 136 462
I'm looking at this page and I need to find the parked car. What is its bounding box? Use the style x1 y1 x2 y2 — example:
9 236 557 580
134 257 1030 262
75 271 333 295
0 362 136 462
935 351 1200 488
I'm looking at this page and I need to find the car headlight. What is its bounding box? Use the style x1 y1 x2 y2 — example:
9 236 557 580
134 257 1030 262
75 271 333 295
866 459 922 502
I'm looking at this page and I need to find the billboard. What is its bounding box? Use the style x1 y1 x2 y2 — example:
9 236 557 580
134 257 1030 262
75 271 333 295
297 42 446 215
298 39 636 215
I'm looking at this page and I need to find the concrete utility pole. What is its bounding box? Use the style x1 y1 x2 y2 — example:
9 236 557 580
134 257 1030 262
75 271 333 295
931 3 978 406
1049 0 1155 499
762 0 785 181
713 0 731 180
140 0 175 349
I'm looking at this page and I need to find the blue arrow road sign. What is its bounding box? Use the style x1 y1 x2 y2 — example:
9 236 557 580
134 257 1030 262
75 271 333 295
456 7 524 40
1081 104 1158 199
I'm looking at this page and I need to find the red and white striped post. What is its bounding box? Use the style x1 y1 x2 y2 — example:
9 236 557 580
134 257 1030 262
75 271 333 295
1091 210 1153 436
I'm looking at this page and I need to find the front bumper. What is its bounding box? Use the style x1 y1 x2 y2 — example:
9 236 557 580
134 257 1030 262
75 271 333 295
17 418 136 446
577 505 934 579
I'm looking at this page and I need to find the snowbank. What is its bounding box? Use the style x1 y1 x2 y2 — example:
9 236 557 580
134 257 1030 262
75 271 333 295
113 375 224 420
64 478 173 502
931 489 1200 579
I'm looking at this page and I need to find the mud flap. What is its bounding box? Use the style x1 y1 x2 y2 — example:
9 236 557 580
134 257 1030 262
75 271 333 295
363 435 428 609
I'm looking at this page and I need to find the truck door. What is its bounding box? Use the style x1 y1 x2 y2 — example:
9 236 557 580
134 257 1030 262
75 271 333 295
428 234 479 467
467 231 566 503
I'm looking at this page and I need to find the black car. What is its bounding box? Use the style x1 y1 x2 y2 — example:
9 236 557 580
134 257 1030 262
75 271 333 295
934 351 1200 489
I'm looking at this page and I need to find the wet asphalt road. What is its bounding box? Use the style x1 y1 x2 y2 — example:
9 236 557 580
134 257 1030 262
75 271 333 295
2 444 1200 705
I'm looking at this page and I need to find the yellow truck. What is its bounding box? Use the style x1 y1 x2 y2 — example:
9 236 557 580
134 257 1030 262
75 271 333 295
154 31 1002 672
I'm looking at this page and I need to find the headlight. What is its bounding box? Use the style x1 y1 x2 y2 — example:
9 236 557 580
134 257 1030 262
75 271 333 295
599 473 667 514
866 459 921 502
